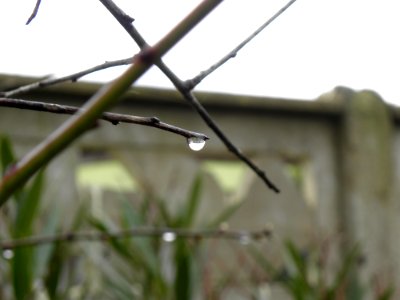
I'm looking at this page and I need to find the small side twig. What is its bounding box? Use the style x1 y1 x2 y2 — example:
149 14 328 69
26 0 42 25
0 227 272 249
0 57 133 98
0 97 208 141
99 0 281 193
185 0 298 89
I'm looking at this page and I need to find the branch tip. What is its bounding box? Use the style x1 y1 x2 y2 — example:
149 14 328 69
26 0 42 25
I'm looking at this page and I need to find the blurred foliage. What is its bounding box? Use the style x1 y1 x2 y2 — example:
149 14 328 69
1 136 59 299
251 240 394 300
0 136 396 299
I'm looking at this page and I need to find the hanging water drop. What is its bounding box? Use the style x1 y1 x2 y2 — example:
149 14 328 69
187 136 206 151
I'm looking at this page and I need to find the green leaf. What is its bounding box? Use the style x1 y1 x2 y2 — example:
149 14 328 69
44 241 65 299
14 170 44 237
284 241 313 298
34 202 63 278
0 135 16 175
89 214 167 297
328 244 359 296
121 198 144 227
89 217 128 256
155 195 173 226
12 170 45 300
378 286 394 300
12 246 34 300
345 275 365 300
174 239 192 300
206 200 242 229
178 175 202 227
0 136 23 202
120 199 159 275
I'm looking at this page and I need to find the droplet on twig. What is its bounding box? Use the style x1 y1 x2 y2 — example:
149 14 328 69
2 249 14 260
187 136 206 151
239 234 251 246
162 232 176 243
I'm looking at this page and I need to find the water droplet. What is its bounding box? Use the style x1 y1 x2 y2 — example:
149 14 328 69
162 232 176 243
239 234 251 245
3 249 14 260
187 137 206 151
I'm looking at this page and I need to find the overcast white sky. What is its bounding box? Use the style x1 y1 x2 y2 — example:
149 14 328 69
1 0 400 105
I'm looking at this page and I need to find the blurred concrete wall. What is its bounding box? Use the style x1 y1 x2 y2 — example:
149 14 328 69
1 75 399 298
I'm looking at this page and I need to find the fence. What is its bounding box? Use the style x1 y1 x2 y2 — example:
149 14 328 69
1 74 399 298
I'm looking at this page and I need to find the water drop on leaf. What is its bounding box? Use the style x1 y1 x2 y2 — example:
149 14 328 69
187 137 206 151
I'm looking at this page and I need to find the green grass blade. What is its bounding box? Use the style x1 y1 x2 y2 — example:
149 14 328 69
206 200 242 229
44 241 65 299
329 245 359 295
178 175 202 227
0 136 16 175
174 239 192 300
155 196 173 226
34 202 62 278
378 287 394 300
88 217 131 258
14 170 44 236
12 170 44 300
120 199 160 274
284 241 313 297
12 246 34 300
0 136 23 202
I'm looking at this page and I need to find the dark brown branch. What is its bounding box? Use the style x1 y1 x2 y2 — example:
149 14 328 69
180 90 278 191
26 0 42 25
0 227 272 249
99 0 280 193
0 57 133 98
185 0 298 89
0 97 209 141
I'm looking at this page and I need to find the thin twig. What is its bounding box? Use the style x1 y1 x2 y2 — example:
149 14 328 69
0 227 272 249
185 0 298 89
0 0 223 204
26 0 42 25
0 97 209 140
99 0 281 193
0 57 133 98
181 90 278 191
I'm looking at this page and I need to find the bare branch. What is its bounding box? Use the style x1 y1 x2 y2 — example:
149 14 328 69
0 227 272 249
99 0 280 193
0 57 133 98
179 89 279 192
0 0 223 204
0 97 208 141
185 0 298 89
26 0 42 25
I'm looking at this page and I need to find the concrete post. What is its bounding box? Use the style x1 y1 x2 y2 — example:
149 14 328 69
337 87 394 293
